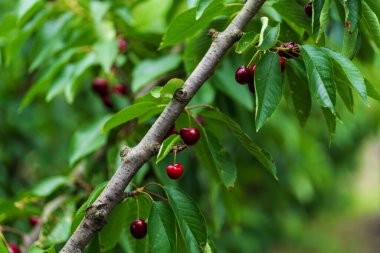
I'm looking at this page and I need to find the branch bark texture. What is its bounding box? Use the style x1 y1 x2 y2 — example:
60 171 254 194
60 0 266 252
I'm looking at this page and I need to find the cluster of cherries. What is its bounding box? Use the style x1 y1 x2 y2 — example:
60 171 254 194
234 41 300 90
7 216 40 253
91 38 128 108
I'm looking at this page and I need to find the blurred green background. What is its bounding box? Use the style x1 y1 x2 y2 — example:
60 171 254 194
0 0 379 252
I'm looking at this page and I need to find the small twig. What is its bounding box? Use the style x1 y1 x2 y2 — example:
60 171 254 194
185 104 215 110
143 190 168 201
0 226 24 237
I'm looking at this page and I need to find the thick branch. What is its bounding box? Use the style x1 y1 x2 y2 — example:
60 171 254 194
60 1 266 252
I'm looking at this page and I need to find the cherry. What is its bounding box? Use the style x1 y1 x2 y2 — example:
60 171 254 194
180 128 200 145
92 78 109 96
118 38 127 53
28 216 40 227
304 2 312 18
248 82 255 94
278 42 300 59
113 84 128 95
279 56 285 73
166 163 184 179
164 125 178 139
8 243 20 253
250 63 257 81
130 219 147 239
235 66 252 84
102 95 113 108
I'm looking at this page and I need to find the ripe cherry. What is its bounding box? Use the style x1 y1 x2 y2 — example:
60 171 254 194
235 66 252 84
118 38 128 53
164 125 178 139
102 95 113 108
180 128 200 145
113 84 128 95
250 63 257 81
130 219 147 239
279 56 285 73
166 163 184 179
304 2 312 18
248 82 255 94
28 216 40 227
92 78 109 96
8 243 20 253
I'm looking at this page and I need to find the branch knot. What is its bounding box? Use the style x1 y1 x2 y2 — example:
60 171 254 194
120 146 132 160
174 88 189 103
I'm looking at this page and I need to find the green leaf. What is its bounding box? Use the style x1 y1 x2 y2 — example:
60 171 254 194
286 59 312 127
94 40 118 73
103 102 158 132
361 1 380 49
161 78 184 97
148 202 177 253
364 79 380 101
163 187 208 253
255 52 283 131
343 0 361 32
132 55 182 92
18 0 43 25
0 234 9 253
156 135 181 164
160 0 223 49
40 200 76 245
321 107 336 142
332 64 354 113
235 32 259 54
46 64 75 102
196 0 213 19
342 27 359 58
69 116 109 167
364 0 380 20
312 0 330 43
28 245 56 253
257 24 280 51
98 200 128 252
200 110 278 179
272 0 311 34
323 48 368 104
300 45 336 114
257 17 269 48
31 176 69 197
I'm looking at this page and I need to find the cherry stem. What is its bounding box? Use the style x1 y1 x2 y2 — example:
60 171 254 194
139 191 154 202
248 50 260 67
173 150 177 164
184 109 192 127
143 190 168 201
185 104 215 110
143 182 163 189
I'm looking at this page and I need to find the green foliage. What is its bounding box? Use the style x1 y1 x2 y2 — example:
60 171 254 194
1 0 380 252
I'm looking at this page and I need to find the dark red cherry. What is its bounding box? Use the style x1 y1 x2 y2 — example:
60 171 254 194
250 63 257 81
166 163 184 179
28 216 40 227
278 42 300 59
130 219 147 239
102 95 113 108
113 84 128 95
8 243 20 253
279 56 285 73
235 66 252 84
304 2 312 18
164 125 178 139
180 128 200 145
92 78 109 96
118 38 128 53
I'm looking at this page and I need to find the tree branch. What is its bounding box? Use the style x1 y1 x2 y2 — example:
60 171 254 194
60 1 266 252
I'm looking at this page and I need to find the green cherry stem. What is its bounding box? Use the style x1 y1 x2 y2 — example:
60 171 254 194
248 50 261 68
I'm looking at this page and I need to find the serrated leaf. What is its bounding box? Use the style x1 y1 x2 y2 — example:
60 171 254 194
196 0 213 20
286 59 312 127
321 107 336 143
332 64 354 113
69 116 109 167
312 0 330 43
103 102 158 132
235 32 258 54
364 79 380 101
255 52 283 131
98 200 128 252
300 45 336 114
94 40 118 73
159 0 223 49
343 0 361 32
323 48 368 104
257 24 280 51
163 187 207 253
148 202 177 253
31 176 69 197
200 110 278 179
156 135 181 164
132 55 182 92
361 1 380 49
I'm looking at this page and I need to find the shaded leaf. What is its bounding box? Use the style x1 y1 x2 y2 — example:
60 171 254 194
343 0 361 32
156 135 181 164
235 32 258 54
257 24 280 51
31 176 69 197
312 0 330 43
361 1 380 49
364 79 380 101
